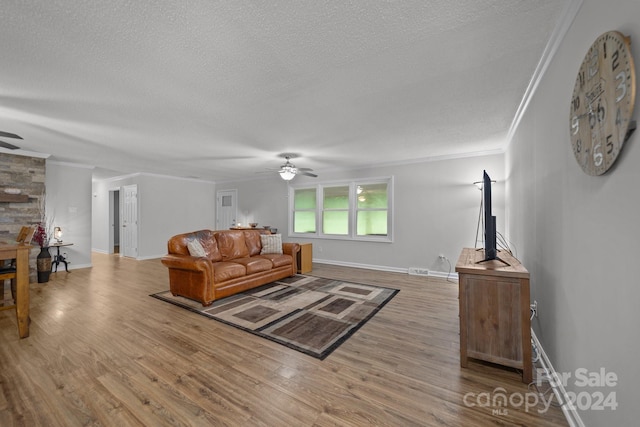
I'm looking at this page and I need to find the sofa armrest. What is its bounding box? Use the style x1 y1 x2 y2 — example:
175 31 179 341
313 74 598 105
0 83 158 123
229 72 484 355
161 254 214 285
282 242 300 274
161 254 212 274
282 242 300 256
161 254 216 305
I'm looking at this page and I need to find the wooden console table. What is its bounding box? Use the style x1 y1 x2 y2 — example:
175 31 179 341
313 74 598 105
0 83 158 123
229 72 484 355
0 241 32 338
455 248 532 383
297 243 312 274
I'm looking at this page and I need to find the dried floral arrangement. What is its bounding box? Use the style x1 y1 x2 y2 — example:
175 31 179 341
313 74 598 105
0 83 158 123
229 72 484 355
32 192 54 248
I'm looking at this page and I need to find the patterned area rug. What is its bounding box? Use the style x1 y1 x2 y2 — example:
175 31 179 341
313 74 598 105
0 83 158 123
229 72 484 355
151 275 399 359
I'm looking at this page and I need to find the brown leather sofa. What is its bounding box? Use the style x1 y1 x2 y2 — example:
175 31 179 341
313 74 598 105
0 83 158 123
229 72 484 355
161 229 300 306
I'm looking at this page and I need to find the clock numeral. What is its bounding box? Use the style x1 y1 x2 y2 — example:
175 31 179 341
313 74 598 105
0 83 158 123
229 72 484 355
572 96 580 111
571 115 580 135
596 102 605 122
615 71 627 102
616 107 622 125
593 143 604 167
588 48 599 78
606 134 614 155
589 111 596 129
576 139 582 153
612 49 620 71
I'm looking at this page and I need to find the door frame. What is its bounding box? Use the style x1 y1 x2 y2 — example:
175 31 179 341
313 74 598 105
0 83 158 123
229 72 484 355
216 189 238 230
108 188 120 254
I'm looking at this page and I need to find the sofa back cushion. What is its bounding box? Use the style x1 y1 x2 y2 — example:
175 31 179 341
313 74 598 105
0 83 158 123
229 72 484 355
215 230 249 261
243 231 263 256
167 230 222 262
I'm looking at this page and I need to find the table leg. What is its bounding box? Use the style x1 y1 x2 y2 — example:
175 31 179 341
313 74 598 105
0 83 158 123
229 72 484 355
15 247 30 338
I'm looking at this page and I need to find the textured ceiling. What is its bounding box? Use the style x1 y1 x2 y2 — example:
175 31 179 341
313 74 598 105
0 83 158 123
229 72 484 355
0 1 570 181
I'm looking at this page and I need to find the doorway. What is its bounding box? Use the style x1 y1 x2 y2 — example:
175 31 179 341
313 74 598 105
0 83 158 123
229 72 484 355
216 189 237 229
109 189 120 254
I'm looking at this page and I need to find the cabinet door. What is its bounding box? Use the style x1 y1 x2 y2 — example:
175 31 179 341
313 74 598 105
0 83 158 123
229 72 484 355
464 275 522 367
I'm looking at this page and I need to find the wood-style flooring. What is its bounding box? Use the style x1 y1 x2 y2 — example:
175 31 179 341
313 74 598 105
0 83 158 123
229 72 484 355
0 253 568 426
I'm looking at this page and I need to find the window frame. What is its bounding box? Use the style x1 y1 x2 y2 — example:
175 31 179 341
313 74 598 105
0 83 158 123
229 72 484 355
288 176 393 242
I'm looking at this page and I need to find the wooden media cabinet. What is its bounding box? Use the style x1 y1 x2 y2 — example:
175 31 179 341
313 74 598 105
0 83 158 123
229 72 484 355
455 247 532 383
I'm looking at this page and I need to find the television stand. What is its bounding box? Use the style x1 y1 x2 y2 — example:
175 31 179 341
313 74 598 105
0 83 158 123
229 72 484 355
456 248 531 383
475 252 511 267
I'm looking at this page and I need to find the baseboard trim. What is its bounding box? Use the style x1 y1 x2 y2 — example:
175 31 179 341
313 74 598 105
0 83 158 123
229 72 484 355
427 270 459 280
531 330 585 427
51 263 92 271
313 258 458 280
313 258 406 273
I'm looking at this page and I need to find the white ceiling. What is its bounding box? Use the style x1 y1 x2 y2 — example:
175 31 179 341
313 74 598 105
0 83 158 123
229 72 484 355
1 1 571 182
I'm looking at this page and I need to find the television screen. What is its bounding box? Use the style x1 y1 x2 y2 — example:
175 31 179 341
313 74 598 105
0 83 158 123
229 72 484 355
483 170 497 260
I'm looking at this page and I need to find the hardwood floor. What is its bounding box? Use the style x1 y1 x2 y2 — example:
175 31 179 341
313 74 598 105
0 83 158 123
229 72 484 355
0 253 568 426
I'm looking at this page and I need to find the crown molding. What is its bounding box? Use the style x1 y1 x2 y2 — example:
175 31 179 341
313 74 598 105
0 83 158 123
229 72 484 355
506 0 583 146
0 147 50 159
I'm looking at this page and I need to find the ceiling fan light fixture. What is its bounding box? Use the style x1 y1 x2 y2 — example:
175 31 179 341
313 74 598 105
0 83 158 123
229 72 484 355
279 166 297 181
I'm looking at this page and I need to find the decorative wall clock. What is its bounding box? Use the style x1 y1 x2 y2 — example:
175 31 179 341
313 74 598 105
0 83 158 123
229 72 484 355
569 31 636 175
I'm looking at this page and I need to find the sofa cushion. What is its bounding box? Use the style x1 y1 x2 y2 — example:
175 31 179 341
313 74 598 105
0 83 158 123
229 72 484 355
243 231 263 256
187 238 206 257
216 231 249 261
257 253 293 268
200 235 222 262
230 257 273 275
260 234 283 254
212 261 246 282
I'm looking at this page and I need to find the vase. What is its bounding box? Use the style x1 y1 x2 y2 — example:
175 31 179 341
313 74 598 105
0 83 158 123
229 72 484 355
37 246 52 283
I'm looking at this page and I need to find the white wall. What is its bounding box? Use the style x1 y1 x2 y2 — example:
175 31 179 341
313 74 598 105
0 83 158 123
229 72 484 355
92 173 216 259
220 153 505 275
507 0 639 424
45 161 93 269
219 175 292 234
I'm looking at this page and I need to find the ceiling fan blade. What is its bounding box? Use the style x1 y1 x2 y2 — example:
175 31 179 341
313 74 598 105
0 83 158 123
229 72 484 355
0 131 23 139
298 170 318 177
297 167 314 171
0 140 20 150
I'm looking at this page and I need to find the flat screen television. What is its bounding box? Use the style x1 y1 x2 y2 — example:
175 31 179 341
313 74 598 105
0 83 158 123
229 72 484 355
482 170 497 261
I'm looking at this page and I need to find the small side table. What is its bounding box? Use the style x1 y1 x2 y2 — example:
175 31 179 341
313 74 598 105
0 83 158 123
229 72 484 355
50 242 73 272
297 243 313 274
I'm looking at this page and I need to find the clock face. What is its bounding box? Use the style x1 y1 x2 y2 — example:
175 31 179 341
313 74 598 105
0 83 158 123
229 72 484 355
570 31 636 175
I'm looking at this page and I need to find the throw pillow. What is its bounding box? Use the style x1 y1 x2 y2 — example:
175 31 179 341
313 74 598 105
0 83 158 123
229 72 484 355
260 234 283 255
187 238 206 257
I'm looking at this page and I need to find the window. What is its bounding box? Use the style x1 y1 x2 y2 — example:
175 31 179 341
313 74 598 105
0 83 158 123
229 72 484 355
290 177 393 242
323 186 349 235
356 183 388 237
293 188 316 233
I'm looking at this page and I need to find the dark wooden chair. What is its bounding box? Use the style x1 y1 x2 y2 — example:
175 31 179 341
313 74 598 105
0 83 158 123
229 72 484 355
1 225 35 309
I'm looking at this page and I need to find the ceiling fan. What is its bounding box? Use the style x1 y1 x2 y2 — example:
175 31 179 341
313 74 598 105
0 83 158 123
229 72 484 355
276 154 317 181
0 131 23 150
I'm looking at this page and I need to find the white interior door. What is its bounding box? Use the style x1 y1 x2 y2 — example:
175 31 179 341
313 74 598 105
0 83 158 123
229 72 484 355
216 189 237 230
122 184 138 258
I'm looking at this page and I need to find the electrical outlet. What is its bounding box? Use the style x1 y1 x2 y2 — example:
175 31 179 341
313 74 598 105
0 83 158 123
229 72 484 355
530 300 538 318
408 267 429 276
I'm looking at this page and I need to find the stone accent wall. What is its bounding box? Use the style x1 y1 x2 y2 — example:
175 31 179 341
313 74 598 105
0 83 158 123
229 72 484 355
0 153 46 282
